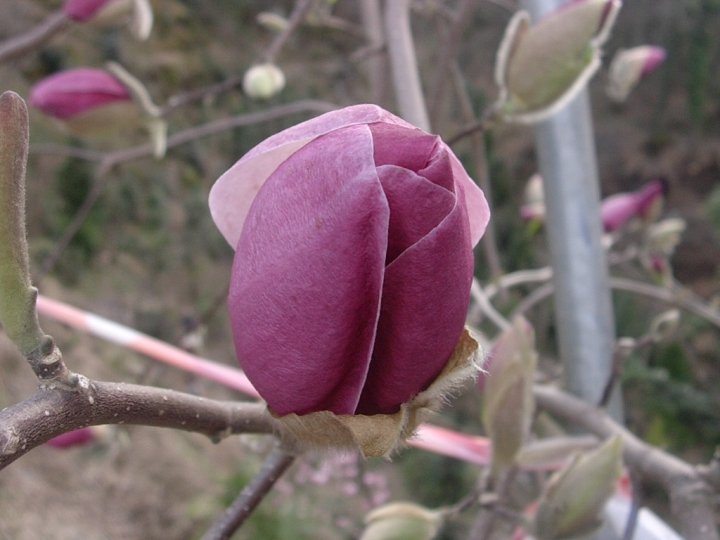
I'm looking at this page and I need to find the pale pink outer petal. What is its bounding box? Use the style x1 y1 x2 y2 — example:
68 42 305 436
356 153 475 414
229 125 388 416
63 0 113 21
28 68 130 119
208 104 489 249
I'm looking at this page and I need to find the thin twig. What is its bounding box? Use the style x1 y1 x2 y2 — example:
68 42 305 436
264 0 313 63
508 275 720 330
471 278 510 331
0 11 71 64
162 0 312 115
428 0 477 122
446 106 499 146
534 384 720 540
201 444 295 540
0 378 274 471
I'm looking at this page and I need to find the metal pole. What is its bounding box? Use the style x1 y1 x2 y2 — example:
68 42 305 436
519 0 622 419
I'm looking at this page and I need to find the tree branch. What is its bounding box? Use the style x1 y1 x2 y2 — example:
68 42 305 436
200 444 295 540
0 11 71 64
534 384 719 540
0 378 274 471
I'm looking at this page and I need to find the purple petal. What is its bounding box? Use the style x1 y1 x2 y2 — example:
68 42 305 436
356 173 474 415
377 165 454 264
229 125 388 416
28 68 130 120
63 0 113 21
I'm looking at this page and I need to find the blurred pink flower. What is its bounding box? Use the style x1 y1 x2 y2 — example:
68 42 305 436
63 0 115 21
46 427 95 448
209 104 490 417
600 180 664 232
28 68 130 120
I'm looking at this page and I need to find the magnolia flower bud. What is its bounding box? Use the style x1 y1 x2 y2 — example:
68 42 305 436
242 63 286 99
257 12 290 32
481 316 537 476
46 426 113 448
607 45 666 102
62 0 153 40
28 68 131 120
495 0 622 123
520 173 545 222
360 502 444 540
600 180 664 232
533 435 623 540
209 105 489 455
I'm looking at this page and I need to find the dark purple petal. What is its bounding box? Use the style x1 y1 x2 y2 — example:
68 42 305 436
377 165 454 264
356 185 474 415
28 68 130 120
229 125 388 416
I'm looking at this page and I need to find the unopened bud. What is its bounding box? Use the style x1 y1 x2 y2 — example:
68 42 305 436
645 217 686 255
648 309 680 342
360 502 444 540
533 435 623 540
243 63 286 100
257 12 290 32
495 0 622 123
607 45 666 102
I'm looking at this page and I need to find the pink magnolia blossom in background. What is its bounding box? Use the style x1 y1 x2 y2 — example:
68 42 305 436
63 0 116 21
600 180 664 232
46 427 95 448
62 0 153 40
209 104 490 417
28 68 130 120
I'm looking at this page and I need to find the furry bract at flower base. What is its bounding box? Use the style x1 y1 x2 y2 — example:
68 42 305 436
209 104 489 419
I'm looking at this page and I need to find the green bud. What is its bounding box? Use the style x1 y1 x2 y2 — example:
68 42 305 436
482 316 537 476
360 502 444 540
533 435 623 540
495 0 622 123
243 63 286 100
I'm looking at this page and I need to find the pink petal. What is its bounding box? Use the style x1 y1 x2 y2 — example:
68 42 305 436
635 179 664 217
641 47 666 76
28 68 130 119
209 105 414 249
46 427 94 448
356 167 474 415
229 125 388 416
600 192 639 232
63 0 113 21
